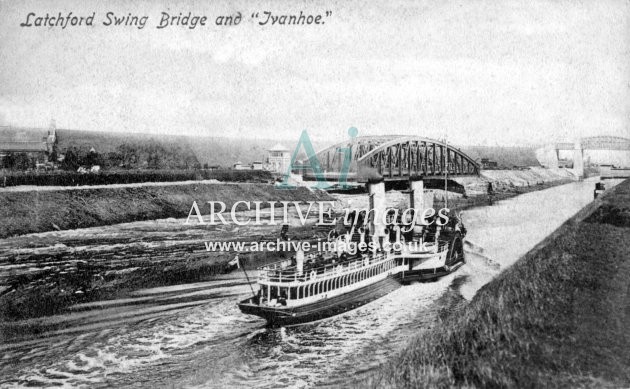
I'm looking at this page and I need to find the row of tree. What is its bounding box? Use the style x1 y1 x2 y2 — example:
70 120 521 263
0 152 35 170
63 139 203 170
1 142 202 171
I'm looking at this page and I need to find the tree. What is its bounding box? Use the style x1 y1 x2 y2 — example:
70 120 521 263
85 149 102 167
49 149 58 164
15 153 32 170
3 152 16 169
117 144 138 168
62 149 80 170
147 152 161 169
105 152 122 169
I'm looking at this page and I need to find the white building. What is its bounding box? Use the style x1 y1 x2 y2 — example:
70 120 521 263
267 143 290 173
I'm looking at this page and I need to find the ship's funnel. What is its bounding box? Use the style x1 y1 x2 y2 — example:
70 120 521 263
368 179 386 247
296 249 304 276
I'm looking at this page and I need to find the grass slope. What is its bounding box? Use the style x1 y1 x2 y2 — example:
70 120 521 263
369 179 630 388
0 183 332 238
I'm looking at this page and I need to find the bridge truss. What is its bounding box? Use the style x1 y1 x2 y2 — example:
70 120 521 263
308 135 479 182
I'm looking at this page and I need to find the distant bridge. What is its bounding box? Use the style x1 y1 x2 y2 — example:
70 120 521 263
540 135 630 177
302 135 479 183
555 136 630 151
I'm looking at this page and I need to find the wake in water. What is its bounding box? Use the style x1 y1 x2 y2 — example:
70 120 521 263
1 179 604 388
0 244 515 388
0 278 259 388
184 277 457 389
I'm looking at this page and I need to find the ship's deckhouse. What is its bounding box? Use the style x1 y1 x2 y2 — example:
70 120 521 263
257 251 403 308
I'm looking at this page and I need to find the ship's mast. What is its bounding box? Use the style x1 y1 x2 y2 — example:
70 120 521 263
444 135 448 209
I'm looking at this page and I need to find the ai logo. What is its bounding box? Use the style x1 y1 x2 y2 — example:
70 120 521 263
276 127 358 190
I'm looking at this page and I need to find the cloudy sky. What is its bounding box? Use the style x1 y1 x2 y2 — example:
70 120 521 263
0 0 628 146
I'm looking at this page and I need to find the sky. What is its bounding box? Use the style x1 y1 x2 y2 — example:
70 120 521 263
0 0 629 146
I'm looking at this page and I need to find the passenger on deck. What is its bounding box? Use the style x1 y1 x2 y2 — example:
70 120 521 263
279 290 288 306
280 224 289 240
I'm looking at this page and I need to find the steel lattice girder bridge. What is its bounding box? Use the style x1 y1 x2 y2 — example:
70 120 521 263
555 136 630 151
303 135 480 183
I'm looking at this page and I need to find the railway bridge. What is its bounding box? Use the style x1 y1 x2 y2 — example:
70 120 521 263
298 134 480 241
301 135 480 184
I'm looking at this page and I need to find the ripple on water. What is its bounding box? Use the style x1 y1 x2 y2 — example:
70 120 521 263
2 179 609 388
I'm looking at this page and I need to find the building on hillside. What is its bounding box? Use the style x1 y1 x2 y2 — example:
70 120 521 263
233 160 264 170
0 120 57 169
267 143 290 173
480 158 498 169
233 161 255 170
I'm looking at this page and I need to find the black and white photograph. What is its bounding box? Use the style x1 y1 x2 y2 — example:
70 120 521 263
1 0 629 387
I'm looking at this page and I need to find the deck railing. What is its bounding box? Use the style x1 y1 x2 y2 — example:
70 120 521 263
258 252 392 283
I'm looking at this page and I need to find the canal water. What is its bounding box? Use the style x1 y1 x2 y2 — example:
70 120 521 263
0 178 612 388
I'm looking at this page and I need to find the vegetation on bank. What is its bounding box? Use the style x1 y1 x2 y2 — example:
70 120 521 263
0 223 321 329
368 179 630 388
0 168 272 187
59 138 200 170
0 247 296 325
0 182 330 238
0 127 203 171
0 256 232 324
0 183 331 326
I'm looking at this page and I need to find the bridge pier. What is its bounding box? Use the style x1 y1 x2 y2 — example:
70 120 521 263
409 178 434 214
573 141 584 179
409 178 424 213
550 145 560 168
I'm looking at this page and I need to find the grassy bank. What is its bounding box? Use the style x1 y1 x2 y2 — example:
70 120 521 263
0 223 323 332
0 182 331 324
0 182 330 238
369 179 630 388
0 169 272 187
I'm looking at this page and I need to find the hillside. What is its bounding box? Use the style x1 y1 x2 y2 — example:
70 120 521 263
460 145 540 168
3 127 541 169
56 129 329 168
55 129 200 169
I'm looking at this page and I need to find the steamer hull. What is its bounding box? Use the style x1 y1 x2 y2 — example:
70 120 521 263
237 215 467 327
238 273 403 327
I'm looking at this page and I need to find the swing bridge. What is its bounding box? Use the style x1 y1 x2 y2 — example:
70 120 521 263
300 135 480 183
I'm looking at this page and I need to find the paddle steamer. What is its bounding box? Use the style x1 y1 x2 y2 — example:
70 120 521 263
238 208 466 326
